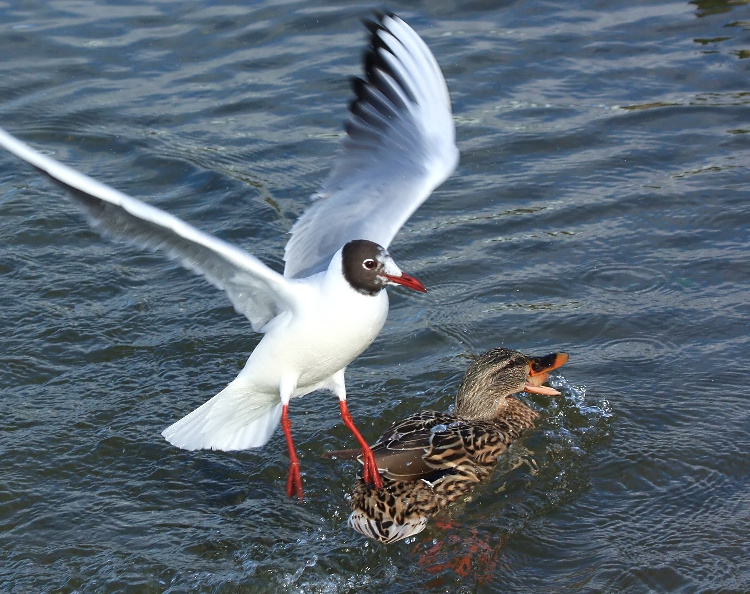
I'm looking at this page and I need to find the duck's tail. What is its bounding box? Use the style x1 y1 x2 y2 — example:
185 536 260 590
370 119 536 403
349 501 428 545
161 376 282 451
348 479 431 544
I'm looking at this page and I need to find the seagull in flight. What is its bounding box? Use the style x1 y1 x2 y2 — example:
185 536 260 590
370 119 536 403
0 13 459 499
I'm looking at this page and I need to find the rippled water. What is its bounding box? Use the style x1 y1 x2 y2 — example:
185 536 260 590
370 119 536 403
1 0 748 592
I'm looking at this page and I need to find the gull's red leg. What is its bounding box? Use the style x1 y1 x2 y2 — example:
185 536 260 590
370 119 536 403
281 404 304 500
339 399 383 489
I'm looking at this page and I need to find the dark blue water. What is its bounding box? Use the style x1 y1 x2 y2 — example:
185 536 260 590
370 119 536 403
1 0 748 592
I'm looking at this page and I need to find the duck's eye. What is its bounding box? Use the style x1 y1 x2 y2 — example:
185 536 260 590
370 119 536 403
363 259 376 270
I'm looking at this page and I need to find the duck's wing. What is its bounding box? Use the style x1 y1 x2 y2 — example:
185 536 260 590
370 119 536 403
369 411 468 481
0 127 297 332
283 13 458 278
327 410 510 482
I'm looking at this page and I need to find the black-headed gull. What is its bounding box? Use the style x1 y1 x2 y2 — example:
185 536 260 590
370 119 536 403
0 13 458 499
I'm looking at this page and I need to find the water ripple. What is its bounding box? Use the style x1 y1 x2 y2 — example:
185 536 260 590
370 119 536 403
599 336 673 363
580 264 669 295
1 0 749 591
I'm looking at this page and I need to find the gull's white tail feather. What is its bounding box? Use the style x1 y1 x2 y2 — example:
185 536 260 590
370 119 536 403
162 377 283 451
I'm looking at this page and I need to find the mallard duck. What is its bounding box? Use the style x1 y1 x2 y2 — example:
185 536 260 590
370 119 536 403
327 347 568 544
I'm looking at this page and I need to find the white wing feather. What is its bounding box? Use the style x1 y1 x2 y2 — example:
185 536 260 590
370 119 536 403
283 14 459 278
0 127 296 332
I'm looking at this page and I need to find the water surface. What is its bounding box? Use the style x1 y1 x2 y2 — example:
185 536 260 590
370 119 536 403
1 0 748 592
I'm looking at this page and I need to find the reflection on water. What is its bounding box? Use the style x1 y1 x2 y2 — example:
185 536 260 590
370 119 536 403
1 0 749 591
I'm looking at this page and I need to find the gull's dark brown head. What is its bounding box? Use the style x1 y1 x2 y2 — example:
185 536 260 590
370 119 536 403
341 239 426 296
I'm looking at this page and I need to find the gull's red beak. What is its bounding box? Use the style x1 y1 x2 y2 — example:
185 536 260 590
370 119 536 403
383 272 427 293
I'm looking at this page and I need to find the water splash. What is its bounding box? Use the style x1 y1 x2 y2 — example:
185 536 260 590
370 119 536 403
531 373 614 507
547 374 613 426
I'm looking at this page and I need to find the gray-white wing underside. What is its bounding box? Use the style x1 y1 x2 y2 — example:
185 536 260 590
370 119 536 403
283 14 459 279
0 127 296 332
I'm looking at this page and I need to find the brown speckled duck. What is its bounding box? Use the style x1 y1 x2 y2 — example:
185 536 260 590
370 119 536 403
328 347 568 544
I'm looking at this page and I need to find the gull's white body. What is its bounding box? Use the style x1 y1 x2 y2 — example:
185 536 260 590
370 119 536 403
163 257 390 451
0 14 458 453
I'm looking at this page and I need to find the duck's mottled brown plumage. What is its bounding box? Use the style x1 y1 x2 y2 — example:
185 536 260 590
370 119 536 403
344 347 568 544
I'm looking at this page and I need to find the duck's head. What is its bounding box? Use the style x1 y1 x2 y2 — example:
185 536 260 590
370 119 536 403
338 239 426 296
454 347 569 421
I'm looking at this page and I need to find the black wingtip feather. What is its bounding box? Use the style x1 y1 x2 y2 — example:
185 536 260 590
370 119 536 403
368 9 396 27
362 17 382 38
348 76 369 117
350 75 367 97
361 10 392 41
361 23 415 103
344 12 418 138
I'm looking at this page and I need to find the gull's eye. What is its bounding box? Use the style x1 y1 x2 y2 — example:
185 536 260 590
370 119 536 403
363 259 376 270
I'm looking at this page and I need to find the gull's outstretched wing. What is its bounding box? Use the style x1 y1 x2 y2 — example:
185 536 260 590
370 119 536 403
0 127 296 332
283 13 459 278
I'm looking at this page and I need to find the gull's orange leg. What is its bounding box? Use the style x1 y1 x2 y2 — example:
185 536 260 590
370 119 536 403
339 399 383 489
281 404 304 500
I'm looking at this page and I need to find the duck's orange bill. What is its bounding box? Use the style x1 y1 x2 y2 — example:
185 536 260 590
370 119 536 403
524 352 569 396
524 383 562 396
528 352 569 376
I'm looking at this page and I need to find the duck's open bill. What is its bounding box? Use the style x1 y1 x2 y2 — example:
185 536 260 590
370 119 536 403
524 384 562 396
529 352 569 375
524 352 569 395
